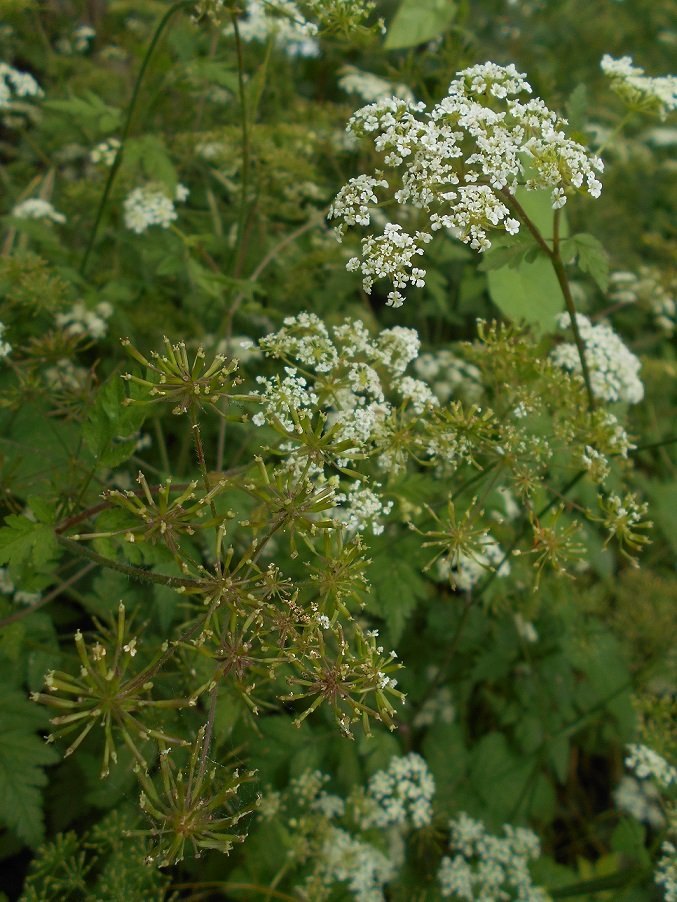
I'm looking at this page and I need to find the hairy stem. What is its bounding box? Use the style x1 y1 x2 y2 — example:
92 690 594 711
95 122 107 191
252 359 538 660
55 534 206 590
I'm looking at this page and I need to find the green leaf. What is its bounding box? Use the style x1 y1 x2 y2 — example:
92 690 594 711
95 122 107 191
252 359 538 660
367 538 429 644
611 818 650 868
560 233 609 292
486 253 564 333
0 515 60 580
384 0 456 50
565 83 589 133
0 690 59 846
83 377 147 468
478 234 538 272
42 91 121 137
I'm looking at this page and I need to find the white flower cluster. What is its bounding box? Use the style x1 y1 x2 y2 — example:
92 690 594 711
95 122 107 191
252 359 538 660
11 198 66 224
123 183 189 234
55 301 113 340
0 322 11 360
252 366 319 430
362 752 435 830
414 350 482 403
329 174 389 232
255 314 435 528
656 841 677 902
412 684 456 728
90 137 121 167
601 55 677 121
437 538 510 592
339 66 414 104
226 0 319 59
331 61 603 304
625 744 677 789
0 62 42 109
551 313 644 404
318 827 395 902
346 223 431 308
614 776 664 828
56 24 96 55
335 482 393 536
438 813 548 901
610 268 676 336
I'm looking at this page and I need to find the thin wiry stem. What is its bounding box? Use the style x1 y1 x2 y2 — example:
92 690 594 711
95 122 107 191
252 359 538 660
79 0 192 276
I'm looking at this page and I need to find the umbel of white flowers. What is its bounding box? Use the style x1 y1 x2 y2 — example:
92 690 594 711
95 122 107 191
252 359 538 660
601 54 677 120
330 61 604 307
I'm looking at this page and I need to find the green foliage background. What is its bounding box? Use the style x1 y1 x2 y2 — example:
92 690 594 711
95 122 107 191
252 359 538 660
0 0 675 900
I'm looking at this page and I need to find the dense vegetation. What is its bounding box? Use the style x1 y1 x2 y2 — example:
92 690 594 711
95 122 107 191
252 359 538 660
0 1 675 900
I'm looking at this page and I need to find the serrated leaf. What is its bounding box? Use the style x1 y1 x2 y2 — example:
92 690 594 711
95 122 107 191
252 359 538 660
367 540 428 644
384 0 456 50
0 515 60 579
560 233 609 292
478 235 537 272
0 690 58 846
83 377 147 468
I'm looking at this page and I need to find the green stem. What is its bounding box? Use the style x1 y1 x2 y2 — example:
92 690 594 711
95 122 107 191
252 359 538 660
501 191 596 411
55 534 205 590
230 12 251 281
552 209 596 411
79 0 192 276
548 868 650 898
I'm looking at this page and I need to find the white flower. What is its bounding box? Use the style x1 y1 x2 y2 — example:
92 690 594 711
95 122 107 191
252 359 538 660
338 66 415 104
329 173 389 233
614 776 665 828
317 827 395 902
0 322 11 360
73 25 96 52
90 137 121 167
656 841 677 902
625 743 677 788
0 567 15 594
437 538 510 591
439 814 547 901
601 54 677 120
335 481 393 536
225 0 319 58
11 198 66 224
396 375 439 413
362 753 435 830
333 61 604 304
347 223 432 307
56 301 113 340
0 62 43 109
123 183 189 234
551 313 644 404
253 367 319 431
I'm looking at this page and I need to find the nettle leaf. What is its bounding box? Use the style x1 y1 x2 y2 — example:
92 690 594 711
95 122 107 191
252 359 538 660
384 0 457 50
560 233 609 292
0 690 59 846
